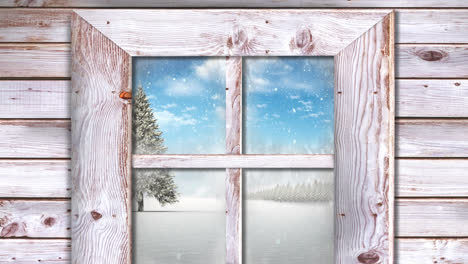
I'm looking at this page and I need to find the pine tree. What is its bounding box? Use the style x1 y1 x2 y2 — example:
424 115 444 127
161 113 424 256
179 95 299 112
132 84 178 211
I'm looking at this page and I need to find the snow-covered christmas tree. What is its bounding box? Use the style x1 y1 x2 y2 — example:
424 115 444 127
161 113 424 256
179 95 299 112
132 84 178 211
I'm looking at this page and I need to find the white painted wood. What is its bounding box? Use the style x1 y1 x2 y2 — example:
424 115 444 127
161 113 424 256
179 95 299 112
397 44 468 78
397 238 468 264
0 199 70 238
0 239 71 263
0 160 70 198
396 79 468 117
71 13 132 264
335 13 394 264
397 119 468 157
0 81 70 119
0 120 70 158
75 9 390 56
396 198 468 237
225 56 242 264
397 159 468 197
0 44 70 78
132 154 334 168
3 0 468 7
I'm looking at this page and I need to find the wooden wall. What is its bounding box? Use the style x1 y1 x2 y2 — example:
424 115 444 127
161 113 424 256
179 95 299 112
0 2 467 263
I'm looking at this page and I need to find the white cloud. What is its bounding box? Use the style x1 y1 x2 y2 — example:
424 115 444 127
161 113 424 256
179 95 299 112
182 106 197 112
256 104 267 108
289 95 300 100
272 114 280 118
211 93 221 100
194 59 225 81
154 110 197 127
215 106 225 121
165 80 204 96
160 103 177 109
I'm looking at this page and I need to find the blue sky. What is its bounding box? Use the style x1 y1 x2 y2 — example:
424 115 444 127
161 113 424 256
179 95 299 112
244 57 334 154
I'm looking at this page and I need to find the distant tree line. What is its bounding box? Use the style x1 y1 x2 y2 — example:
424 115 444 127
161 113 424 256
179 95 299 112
247 181 333 202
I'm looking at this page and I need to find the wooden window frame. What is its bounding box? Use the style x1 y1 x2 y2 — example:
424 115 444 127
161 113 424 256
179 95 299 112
71 9 394 264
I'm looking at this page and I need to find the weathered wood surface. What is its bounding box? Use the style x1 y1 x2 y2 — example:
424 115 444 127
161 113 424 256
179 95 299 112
4 9 468 44
0 44 70 78
0 120 70 158
0 160 70 198
0 239 71 263
2 0 468 7
71 13 132 264
396 79 468 118
0 199 70 238
75 9 390 56
397 238 468 264
2 79 467 119
132 154 334 168
334 13 394 264
4 238 468 264
397 45 468 78
396 199 468 237
397 159 468 197
0 80 70 119
5 44 468 78
396 119 468 157
225 56 242 264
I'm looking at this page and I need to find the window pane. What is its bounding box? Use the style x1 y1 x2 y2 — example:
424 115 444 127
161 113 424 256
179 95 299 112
243 57 334 154
133 57 226 154
133 169 225 264
244 169 334 263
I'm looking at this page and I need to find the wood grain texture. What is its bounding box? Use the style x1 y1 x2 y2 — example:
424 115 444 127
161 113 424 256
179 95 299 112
3 0 468 7
71 13 132 264
0 239 71 263
132 154 334 168
397 159 468 197
396 79 468 117
396 199 468 237
0 160 70 198
397 45 468 78
0 199 70 238
0 9 71 42
397 238 468 264
225 56 242 264
397 10 468 44
0 44 70 78
0 80 70 118
335 13 394 264
396 119 468 157
76 9 390 56
0 120 70 158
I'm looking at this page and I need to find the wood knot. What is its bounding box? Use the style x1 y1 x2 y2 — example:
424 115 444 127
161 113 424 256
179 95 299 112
229 25 249 52
290 26 314 54
43 217 56 227
416 50 447 62
119 91 132 99
91 210 102 220
357 251 380 264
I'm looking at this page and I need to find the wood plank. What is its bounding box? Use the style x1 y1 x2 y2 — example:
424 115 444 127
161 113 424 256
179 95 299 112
396 198 468 237
396 79 468 117
396 119 468 157
2 10 468 44
0 120 70 158
75 9 390 56
0 9 71 42
225 56 242 264
0 80 70 118
132 154 334 168
397 159 468 197
71 13 132 264
397 238 468 264
397 44 468 78
0 239 71 263
397 10 468 44
335 13 394 264
0 199 70 238
2 0 468 7
0 44 70 78
0 160 70 198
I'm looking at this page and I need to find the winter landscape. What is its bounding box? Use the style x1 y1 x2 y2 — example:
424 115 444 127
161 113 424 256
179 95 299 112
132 57 334 263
